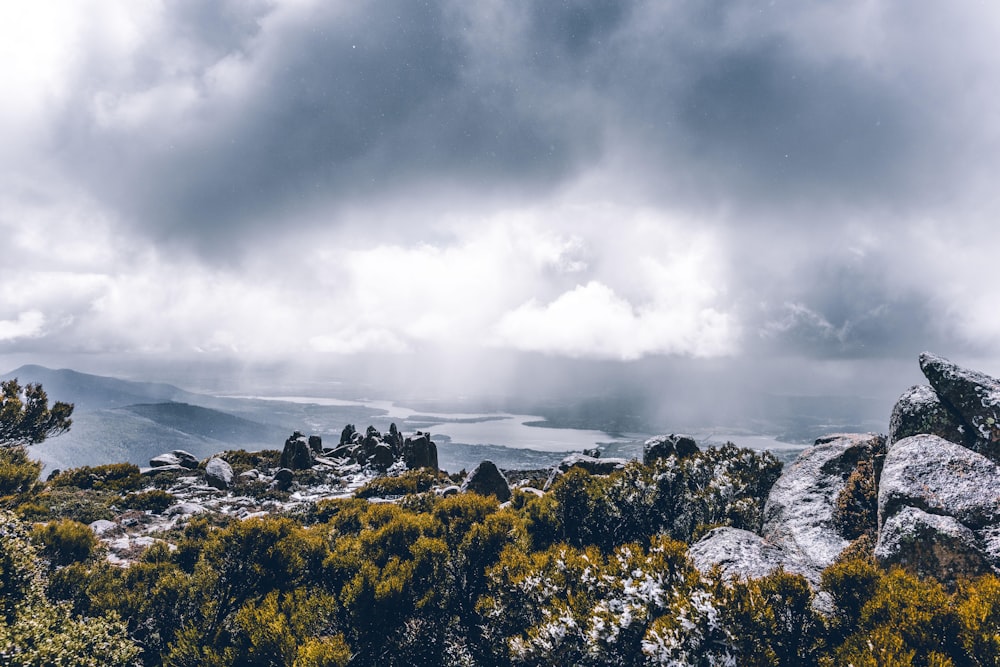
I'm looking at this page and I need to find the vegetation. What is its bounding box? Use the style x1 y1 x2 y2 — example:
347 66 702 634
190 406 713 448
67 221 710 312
0 386 995 666
0 379 73 448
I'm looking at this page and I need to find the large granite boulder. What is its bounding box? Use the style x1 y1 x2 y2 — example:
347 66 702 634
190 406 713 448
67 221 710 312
888 384 968 447
876 433 1000 582
543 453 629 490
878 434 1000 530
920 352 1000 461
205 457 234 490
308 435 323 454
460 460 511 502
643 434 699 465
692 433 884 587
875 506 992 585
688 527 788 581
760 434 884 581
280 432 313 470
403 432 439 471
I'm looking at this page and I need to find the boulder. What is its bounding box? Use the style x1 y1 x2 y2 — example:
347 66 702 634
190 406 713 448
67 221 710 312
460 460 511 502
373 443 395 471
888 384 968 447
340 424 357 446
875 433 1000 582
150 450 200 469
280 433 313 470
273 468 294 491
543 453 629 490
760 433 884 584
643 434 699 465
920 352 1000 461
205 457 234 490
689 527 789 581
141 464 186 476
878 434 1000 530
875 506 992 586
89 519 119 536
404 432 439 471
308 435 323 454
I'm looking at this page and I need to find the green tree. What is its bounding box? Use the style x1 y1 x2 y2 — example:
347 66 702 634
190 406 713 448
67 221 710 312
0 379 73 448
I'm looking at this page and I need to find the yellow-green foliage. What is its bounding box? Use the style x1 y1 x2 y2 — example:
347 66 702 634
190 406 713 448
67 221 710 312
0 511 139 666
354 468 444 498
49 462 143 492
31 518 98 567
0 445 42 498
120 489 175 513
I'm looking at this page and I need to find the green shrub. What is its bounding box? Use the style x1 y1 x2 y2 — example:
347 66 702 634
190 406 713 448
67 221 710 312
31 518 99 566
32 487 116 524
834 458 878 540
49 462 142 492
120 489 175 513
0 445 42 497
355 468 443 499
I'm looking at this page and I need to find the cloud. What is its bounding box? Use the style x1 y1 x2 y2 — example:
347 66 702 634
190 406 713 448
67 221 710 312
493 281 736 360
0 312 46 342
2 0 1000 372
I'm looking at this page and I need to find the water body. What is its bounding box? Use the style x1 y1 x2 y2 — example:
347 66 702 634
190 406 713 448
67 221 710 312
238 395 803 460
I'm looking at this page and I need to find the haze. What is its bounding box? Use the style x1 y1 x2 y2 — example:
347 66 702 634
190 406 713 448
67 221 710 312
2 1 998 425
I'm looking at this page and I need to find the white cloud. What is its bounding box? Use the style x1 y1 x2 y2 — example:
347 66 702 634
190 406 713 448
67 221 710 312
0 311 46 342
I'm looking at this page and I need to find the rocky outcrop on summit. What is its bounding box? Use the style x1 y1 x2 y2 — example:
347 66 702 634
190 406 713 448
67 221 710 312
919 352 1000 461
691 433 884 586
403 432 439 472
888 384 967 446
460 460 511 502
876 433 1000 582
642 434 699 466
280 432 314 470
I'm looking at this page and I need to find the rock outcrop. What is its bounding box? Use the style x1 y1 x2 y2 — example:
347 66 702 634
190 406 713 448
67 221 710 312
691 433 884 586
205 457 234 490
642 434 699 465
875 433 1000 582
888 384 967 446
280 432 314 470
403 432 439 472
460 460 511 502
150 450 199 469
918 352 1000 461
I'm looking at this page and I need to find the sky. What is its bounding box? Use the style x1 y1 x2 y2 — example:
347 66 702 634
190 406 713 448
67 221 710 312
2 0 1000 404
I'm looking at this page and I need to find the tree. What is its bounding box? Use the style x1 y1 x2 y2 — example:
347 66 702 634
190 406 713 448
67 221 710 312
0 379 73 448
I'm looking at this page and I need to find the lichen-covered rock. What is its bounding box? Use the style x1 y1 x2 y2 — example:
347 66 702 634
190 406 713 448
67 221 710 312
875 506 991 586
460 460 511 502
543 453 629 490
760 433 884 584
878 434 1000 530
280 433 313 470
688 527 788 581
888 384 968 447
642 434 699 465
205 457 233 490
920 351 1000 461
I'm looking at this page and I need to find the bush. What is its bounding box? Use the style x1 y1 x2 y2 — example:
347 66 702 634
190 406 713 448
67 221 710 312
49 463 142 492
31 519 99 566
120 489 175 513
0 445 42 497
355 469 443 499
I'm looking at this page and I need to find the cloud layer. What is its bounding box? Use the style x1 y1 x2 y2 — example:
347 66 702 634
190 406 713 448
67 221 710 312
3 0 1000 378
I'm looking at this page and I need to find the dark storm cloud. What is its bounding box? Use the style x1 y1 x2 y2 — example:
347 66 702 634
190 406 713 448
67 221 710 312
9 0 999 365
